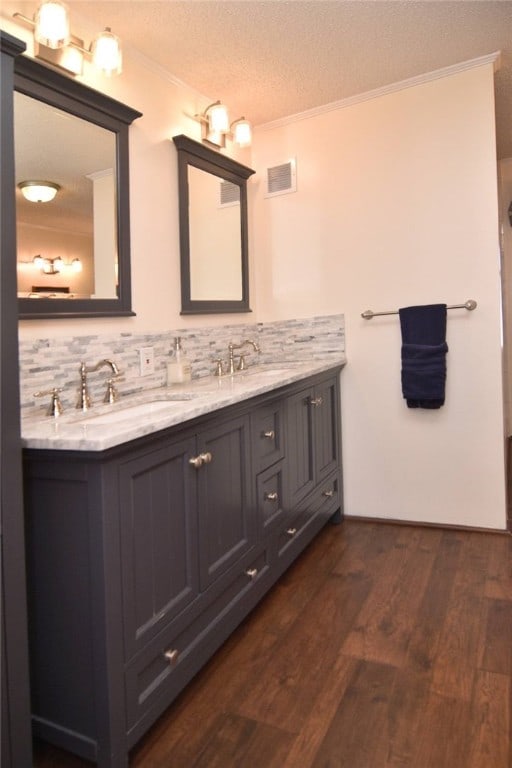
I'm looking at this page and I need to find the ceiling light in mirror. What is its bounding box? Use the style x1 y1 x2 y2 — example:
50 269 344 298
19 180 60 203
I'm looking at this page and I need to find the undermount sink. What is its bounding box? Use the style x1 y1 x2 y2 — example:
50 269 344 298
80 399 189 426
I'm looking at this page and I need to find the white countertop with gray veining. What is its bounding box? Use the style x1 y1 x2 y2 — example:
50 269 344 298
21 358 346 452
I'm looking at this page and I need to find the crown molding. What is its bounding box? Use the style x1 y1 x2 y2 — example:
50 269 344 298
256 51 502 133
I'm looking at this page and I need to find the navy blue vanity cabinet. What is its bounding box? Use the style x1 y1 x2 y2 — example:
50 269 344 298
196 413 254 590
278 374 342 562
119 434 199 660
251 398 287 540
23 366 343 768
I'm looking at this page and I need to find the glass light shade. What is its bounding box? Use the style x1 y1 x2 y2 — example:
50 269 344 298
71 258 83 272
52 257 64 272
233 118 252 147
32 255 44 268
92 28 122 76
207 102 229 133
19 181 60 203
34 1 70 49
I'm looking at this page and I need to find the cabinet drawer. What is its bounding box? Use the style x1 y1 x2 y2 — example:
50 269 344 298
125 548 269 732
257 460 285 537
251 401 285 473
277 472 341 557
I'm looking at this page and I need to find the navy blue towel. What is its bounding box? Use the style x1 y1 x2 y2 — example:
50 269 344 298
398 304 448 409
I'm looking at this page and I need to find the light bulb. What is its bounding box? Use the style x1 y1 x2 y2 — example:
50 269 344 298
92 28 122 76
233 118 252 147
34 1 70 49
208 102 229 133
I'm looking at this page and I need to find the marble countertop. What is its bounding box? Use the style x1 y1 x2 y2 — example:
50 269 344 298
21 357 346 452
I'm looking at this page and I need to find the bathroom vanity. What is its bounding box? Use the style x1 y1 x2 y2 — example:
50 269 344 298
22 362 344 768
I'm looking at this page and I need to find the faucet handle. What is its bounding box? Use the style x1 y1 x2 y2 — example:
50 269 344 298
34 387 64 418
104 375 124 404
213 358 225 377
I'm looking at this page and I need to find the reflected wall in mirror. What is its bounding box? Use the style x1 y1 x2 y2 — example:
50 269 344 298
173 134 255 314
14 55 141 319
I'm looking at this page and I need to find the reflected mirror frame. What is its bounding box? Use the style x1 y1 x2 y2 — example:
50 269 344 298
173 134 255 315
14 55 142 319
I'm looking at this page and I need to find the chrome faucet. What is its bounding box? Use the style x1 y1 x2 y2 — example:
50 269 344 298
77 359 121 411
227 339 260 374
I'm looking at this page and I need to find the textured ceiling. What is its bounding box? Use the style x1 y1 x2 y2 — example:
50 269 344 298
73 0 512 160
6 1 512 159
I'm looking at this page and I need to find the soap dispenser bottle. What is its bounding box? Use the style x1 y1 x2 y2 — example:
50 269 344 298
167 337 192 385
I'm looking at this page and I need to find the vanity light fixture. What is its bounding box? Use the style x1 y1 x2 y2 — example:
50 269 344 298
32 255 82 274
195 102 252 149
13 2 122 76
19 180 60 203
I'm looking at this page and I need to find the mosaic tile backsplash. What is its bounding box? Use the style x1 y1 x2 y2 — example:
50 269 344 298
19 314 344 416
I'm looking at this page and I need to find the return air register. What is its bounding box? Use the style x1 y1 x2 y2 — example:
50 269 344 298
219 180 240 207
265 158 297 198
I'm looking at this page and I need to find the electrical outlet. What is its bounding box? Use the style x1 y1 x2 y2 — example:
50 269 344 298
139 346 155 376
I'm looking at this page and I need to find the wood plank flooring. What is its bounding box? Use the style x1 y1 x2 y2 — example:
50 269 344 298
33 520 512 767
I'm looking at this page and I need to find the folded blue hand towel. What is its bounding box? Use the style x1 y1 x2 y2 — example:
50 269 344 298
398 304 448 409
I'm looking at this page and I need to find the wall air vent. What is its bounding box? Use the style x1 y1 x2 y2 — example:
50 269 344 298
219 180 240 207
265 158 297 198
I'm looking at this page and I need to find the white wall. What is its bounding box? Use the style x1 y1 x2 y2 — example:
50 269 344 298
499 158 512 434
251 64 506 529
2 11 506 528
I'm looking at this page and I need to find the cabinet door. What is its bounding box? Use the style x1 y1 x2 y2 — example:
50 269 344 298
313 376 340 484
286 387 315 506
197 414 253 590
120 435 198 658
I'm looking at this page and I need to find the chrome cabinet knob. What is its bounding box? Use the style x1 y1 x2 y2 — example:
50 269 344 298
164 649 179 666
245 568 258 580
262 430 275 440
264 491 279 502
310 396 323 407
286 527 297 537
322 489 334 498
189 451 213 469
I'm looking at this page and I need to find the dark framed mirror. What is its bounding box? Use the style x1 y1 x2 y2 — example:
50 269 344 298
14 55 141 319
173 134 255 314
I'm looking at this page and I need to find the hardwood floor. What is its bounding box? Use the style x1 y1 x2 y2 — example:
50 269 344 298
33 520 512 767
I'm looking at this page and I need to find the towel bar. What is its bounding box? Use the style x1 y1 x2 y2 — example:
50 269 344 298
361 299 477 320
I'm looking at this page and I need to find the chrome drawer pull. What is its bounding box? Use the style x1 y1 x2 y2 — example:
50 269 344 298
286 527 297 537
164 649 179 666
245 568 258 580
262 430 275 440
200 451 212 464
310 396 323 407
264 491 278 502
322 489 334 498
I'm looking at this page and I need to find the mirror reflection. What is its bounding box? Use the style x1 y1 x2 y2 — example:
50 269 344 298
173 133 255 315
188 165 242 301
15 91 118 300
